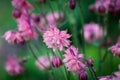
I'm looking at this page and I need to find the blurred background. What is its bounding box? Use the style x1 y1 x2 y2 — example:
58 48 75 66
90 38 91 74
0 0 120 80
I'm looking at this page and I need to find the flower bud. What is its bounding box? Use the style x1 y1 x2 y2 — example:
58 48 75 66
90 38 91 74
68 0 76 10
87 57 94 67
98 5 106 14
89 5 95 13
39 0 46 4
52 56 62 68
12 9 21 19
79 71 88 80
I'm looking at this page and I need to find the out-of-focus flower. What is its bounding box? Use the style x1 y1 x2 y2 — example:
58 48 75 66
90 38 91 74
63 46 86 73
5 55 25 76
84 23 103 43
99 76 113 80
35 56 50 70
79 71 88 80
87 57 94 67
46 12 64 25
12 0 34 10
109 43 120 57
17 13 38 40
68 0 76 10
31 14 47 33
89 0 111 14
3 30 25 44
43 25 71 51
52 56 62 68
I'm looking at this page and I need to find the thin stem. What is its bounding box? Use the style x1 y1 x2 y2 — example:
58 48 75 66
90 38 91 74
57 49 69 80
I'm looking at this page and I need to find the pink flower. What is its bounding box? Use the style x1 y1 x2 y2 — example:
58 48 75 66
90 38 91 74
43 25 71 51
3 30 25 44
46 12 64 25
109 43 120 57
99 76 113 80
5 55 25 76
17 13 38 40
84 23 103 43
63 46 86 73
31 14 47 33
12 0 34 10
35 56 50 70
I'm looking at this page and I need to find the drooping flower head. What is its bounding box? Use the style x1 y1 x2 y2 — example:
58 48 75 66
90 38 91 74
43 25 71 51
35 56 50 70
5 54 25 76
3 30 25 44
84 23 103 43
63 46 86 73
51 56 62 68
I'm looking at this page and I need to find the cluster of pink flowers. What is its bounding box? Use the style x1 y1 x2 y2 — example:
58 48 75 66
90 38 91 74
84 23 103 43
63 46 86 73
5 55 25 76
3 0 38 44
43 25 71 51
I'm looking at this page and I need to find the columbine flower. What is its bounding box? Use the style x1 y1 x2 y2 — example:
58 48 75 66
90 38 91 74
79 71 88 80
31 14 47 33
46 12 64 25
63 46 86 73
11 0 34 10
17 13 38 40
5 54 25 76
109 43 120 57
3 30 25 44
43 25 71 51
84 23 103 43
52 56 62 68
35 56 50 70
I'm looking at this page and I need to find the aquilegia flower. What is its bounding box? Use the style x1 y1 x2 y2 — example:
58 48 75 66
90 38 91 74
43 25 71 51
109 43 120 57
3 30 25 44
35 56 50 70
5 54 25 76
63 46 86 73
84 23 103 43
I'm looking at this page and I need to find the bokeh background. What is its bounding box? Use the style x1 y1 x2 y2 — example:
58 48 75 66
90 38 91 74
0 0 120 80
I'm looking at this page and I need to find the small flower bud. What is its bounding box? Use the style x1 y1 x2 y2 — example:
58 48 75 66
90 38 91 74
98 5 106 14
68 0 76 10
52 56 62 68
87 57 94 67
89 5 95 13
79 71 88 80
12 9 21 19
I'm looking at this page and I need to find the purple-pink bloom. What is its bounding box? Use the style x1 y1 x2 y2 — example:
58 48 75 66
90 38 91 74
46 12 64 25
84 23 103 43
43 25 71 51
5 55 25 76
52 56 62 68
109 43 120 57
3 30 25 44
17 12 38 40
63 46 86 73
12 0 34 10
35 56 50 70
